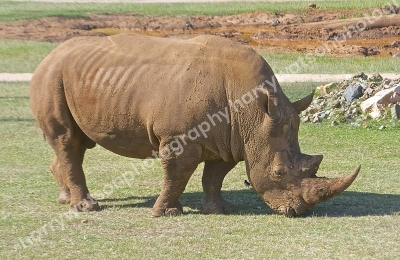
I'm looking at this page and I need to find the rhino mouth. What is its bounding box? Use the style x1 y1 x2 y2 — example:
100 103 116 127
266 197 312 217
277 206 297 217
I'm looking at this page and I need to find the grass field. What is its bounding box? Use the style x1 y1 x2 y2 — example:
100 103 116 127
1 81 399 259
0 40 58 73
0 39 398 74
0 0 395 22
1 0 400 259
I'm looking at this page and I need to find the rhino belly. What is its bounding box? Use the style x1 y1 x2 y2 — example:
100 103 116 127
78 116 156 159
65 82 158 159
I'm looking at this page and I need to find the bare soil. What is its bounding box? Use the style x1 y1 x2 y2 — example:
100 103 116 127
1 7 400 57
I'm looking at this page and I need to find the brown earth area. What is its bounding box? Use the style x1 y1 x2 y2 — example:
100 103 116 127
1 6 400 57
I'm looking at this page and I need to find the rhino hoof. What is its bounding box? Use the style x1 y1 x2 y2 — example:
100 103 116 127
201 200 235 214
152 203 183 217
164 207 183 216
71 198 100 212
56 191 71 204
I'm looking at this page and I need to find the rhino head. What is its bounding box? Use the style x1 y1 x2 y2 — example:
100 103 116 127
244 87 360 217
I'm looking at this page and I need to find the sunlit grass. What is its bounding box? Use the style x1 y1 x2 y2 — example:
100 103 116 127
1 82 400 259
0 40 58 73
0 39 398 74
261 51 400 74
0 0 395 22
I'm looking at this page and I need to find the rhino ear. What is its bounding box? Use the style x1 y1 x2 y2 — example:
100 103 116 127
292 90 315 114
256 88 279 118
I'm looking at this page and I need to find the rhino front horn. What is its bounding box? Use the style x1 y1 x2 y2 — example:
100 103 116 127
301 165 361 205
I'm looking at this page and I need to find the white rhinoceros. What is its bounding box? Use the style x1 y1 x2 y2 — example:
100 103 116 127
30 34 359 217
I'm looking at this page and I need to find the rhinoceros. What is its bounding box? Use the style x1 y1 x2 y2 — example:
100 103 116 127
30 34 360 217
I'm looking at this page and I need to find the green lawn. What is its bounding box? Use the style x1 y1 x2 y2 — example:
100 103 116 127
0 40 58 73
0 0 395 21
262 52 400 74
0 39 398 74
1 81 399 259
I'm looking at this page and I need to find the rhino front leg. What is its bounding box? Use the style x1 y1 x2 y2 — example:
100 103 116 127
50 156 71 204
152 144 202 217
201 160 237 214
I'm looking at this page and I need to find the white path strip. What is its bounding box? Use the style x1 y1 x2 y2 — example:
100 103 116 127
10 0 330 3
0 73 33 82
2 73 399 83
277 73 400 82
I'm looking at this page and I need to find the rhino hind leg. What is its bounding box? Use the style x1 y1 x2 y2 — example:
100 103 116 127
38 98 97 211
50 156 71 204
152 144 202 217
47 131 98 212
201 160 237 214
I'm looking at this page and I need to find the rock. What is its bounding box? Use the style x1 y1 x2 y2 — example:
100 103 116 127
308 3 317 9
379 125 386 130
369 106 383 119
360 86 400 115
383 5 399 14
368 73 383 82
331 120 339 126
391 40 400 47
317 82 337 96
313 98 323 105
81 219 88 224
185 22 194 30
391 104 400 119
383 78 392 85
325 110 331 116
343 84 364 102
301 74 400 123
364 87 374 96
332 100 341 108
353 72 367 80
307 107 317 114
391 52 400 58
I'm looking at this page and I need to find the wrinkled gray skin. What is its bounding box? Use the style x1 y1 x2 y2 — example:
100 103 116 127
30 34 359 217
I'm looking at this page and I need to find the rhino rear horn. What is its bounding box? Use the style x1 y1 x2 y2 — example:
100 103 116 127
256 88 280 119
292 90 315 114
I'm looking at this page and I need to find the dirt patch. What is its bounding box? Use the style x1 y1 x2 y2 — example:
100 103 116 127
1 7 400 57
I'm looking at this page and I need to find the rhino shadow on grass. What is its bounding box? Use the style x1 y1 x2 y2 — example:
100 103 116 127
0 118 36 122
98 190 400 217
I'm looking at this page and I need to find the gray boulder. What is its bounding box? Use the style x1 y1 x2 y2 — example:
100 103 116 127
343 84 364 102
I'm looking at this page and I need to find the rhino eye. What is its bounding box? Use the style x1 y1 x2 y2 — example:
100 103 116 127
282 124 290 135
274 167 286 177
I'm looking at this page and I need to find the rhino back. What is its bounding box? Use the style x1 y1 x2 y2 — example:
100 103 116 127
33 34 271 161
